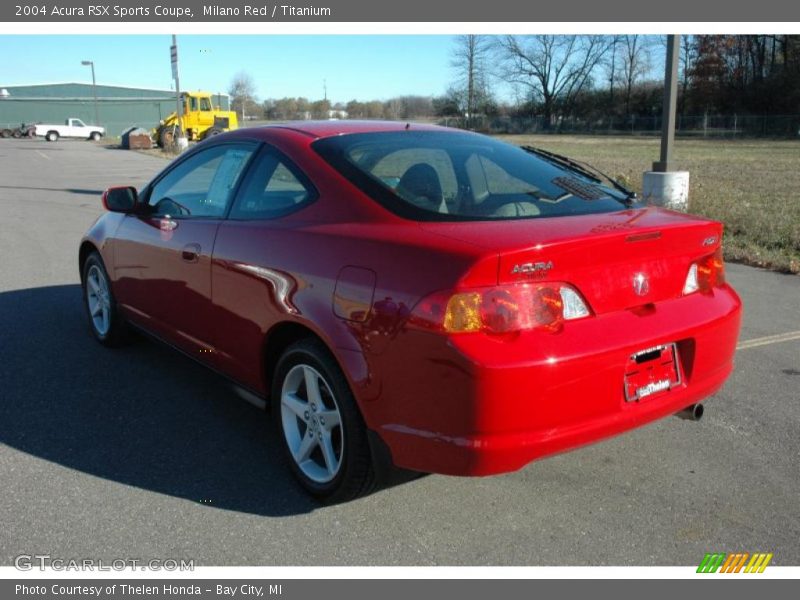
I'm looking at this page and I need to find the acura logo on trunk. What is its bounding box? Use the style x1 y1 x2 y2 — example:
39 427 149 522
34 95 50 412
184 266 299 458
633 273 650 296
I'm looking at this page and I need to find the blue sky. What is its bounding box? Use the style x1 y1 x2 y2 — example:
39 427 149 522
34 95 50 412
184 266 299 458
0 35 462 102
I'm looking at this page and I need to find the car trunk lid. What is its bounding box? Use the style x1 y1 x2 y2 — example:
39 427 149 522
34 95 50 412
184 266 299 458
420 207 723 315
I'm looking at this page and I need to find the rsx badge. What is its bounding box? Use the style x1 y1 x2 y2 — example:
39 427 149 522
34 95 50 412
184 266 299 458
511 261 553 275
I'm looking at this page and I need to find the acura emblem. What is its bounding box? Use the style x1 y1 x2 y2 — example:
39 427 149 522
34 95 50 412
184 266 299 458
633 273 650 296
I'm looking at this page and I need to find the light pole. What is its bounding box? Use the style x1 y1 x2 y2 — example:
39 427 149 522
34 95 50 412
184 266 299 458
642 35 689 211
81 60 100 127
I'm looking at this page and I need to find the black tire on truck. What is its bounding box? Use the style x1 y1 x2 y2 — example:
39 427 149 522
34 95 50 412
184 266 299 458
202 127 223 140
159 126 182 148
46 131 59 142
90 131 102 141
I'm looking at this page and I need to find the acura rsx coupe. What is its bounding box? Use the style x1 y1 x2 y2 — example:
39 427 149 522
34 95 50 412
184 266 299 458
80 121 742 502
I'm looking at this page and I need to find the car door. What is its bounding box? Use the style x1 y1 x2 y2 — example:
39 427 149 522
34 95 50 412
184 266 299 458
209 146 318 392
197 96 215 131
113 142 257 353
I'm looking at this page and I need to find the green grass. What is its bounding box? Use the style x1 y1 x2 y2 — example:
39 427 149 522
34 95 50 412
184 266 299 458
496 135 800 274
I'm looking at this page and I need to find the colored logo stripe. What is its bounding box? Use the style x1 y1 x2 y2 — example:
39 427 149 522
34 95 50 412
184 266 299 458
745 553 773 573
720 553 749 573
697 553 726 573
697 552 773 573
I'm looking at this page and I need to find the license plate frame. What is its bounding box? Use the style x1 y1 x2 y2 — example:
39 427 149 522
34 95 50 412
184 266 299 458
623 343 682 403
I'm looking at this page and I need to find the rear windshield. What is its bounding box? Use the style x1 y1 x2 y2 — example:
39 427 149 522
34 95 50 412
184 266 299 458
312 130 633 221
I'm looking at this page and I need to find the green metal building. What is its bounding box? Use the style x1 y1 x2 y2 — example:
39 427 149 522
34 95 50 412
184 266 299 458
0 83 230 137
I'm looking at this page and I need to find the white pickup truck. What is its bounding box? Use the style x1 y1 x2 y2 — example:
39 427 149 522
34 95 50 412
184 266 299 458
35 118 105 142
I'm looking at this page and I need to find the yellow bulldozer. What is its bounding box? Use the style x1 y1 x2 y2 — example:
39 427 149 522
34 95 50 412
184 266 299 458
154 91 239 147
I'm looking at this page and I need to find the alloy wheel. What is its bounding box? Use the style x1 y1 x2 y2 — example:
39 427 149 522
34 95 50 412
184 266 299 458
280 364 344 484
85 264 111 336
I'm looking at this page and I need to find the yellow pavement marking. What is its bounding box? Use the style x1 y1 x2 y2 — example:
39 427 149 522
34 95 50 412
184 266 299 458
737 330 800 350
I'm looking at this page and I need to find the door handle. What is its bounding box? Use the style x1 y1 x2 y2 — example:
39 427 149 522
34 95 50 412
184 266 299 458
181 243 201 263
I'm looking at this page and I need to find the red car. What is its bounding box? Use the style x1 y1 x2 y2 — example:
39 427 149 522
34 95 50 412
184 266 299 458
80 121 742 502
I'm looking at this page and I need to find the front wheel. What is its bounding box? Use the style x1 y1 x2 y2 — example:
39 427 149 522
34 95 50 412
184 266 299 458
272 339 376 503
90 131 102 141
81 252 127 346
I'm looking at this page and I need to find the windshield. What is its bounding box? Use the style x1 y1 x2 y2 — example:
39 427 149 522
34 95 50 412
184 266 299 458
312 131 635 221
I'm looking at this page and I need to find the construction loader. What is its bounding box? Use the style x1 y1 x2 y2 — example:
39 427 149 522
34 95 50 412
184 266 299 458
153 91 238 147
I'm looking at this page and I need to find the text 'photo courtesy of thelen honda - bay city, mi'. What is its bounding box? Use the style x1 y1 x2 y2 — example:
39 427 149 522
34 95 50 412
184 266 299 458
80 121 742 502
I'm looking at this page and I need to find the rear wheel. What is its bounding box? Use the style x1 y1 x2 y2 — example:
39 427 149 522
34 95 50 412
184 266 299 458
272 339 376 503
46 131 59 142
0 129 11 138
81 252 127 346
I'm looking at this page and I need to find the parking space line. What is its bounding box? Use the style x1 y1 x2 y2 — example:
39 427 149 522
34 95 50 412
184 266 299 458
737 330 800 350
35 150 51 160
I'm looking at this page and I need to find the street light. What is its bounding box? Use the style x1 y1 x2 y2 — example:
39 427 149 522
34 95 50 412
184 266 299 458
81 60 100 127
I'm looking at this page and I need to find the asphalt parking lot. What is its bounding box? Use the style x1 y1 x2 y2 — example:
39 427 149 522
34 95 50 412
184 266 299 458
0 137 798 566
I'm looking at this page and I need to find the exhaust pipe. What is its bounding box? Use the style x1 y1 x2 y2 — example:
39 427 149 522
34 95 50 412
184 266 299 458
676 403 704 421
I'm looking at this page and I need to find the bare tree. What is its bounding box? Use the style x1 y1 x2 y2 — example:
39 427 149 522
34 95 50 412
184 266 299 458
619 35 652 115
228 71 257 121
678 35 696 114
605 35 623 105
450 35 492 125
496 35 611 125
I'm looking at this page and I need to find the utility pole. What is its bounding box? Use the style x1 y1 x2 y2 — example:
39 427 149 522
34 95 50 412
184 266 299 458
642 34 689 211
653 35 680 172
81 60 99 127
171 35 183 130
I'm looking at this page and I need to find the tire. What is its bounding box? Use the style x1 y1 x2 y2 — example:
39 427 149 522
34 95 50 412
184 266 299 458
81 252 127 346
203 127 223 139
272 338 376 503
0 129 11 138
159 126 182 148
12 130 21 138
90 131 102 141
46 131 59 142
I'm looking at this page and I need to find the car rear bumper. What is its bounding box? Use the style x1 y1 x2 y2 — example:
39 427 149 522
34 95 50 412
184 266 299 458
372 285 742 476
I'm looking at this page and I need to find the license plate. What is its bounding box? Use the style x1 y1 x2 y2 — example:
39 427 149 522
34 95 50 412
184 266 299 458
624 343 681 402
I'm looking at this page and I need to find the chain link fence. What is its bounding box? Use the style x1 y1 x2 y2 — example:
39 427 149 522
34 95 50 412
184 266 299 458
440 114 800 138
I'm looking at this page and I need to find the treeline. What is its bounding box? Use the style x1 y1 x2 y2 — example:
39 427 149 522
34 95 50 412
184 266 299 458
682 35 800 115
261 96 438 121
229 35 800 125
437 35 800 124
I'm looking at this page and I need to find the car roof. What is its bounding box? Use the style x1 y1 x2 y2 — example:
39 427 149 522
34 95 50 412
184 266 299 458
257 120 449 139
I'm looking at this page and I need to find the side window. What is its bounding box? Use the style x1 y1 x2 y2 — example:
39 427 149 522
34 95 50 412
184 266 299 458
229 150 316 219
189 96 198 111
200 97 212 111
148 144 255 218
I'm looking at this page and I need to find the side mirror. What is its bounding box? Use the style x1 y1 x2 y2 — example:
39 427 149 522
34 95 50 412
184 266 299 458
102 186 138 213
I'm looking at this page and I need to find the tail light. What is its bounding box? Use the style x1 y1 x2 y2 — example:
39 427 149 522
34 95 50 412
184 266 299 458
410 283 591 335
683 247 725 295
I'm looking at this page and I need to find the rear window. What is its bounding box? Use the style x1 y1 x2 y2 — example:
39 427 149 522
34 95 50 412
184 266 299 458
312 131 632 221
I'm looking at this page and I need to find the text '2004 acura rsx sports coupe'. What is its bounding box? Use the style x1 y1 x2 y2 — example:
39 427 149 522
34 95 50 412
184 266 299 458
80 121 742 502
